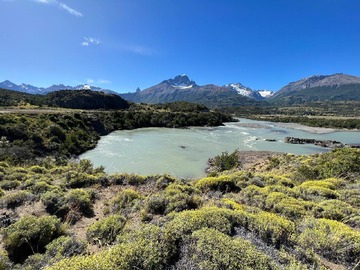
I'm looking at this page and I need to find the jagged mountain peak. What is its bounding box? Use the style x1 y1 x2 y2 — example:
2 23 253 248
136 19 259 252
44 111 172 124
162 75 197 89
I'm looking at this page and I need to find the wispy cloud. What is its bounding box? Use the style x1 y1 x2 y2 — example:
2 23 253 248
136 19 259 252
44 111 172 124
81 37 102 47
85 79 111 85
98 79 110 84
33 0 83 17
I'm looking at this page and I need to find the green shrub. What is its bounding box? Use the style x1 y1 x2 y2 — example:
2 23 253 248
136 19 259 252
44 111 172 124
313 200 359 223
219 198 244 211
30 181 56 195
1 215 64 263
339 188 360 207
22 253 48 270
145 194 167 215
0 190 34 209
41 190 69 218
109 188 141 214
0 188 5 198
181 228 276 270
86 215 126 246
45 236 86 260
65 189 93 217
265 192 314 219
297 218 360 266
195 175 239 192
239 184 269 209
0 162 10 168
212 150 240 172
49 224 175 270
248 211 295 247
164 183 201 213
29 165 47 174
318 148 360 179
0 180 20 190
294 180 340 200
155 174 176 189
166 207 246 238
0 250 12 270
261 174 295 187
65 171 98 188
124 174 147 185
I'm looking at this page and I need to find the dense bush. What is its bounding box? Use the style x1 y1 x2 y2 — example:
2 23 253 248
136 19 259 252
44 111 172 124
109 188 142 214
181 228 277 270
313 199 359 225
41 190 69 219
86 215 126 246
22 236 86 270
212 150 241 172
297 218 360 266
195 175 240 192
65 189 94 219
0 190 34 209
1 215 64 263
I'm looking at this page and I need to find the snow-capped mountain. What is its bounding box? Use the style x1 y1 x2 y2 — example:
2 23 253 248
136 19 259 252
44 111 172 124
226 83 265 100
120 75 262 108
0 80 46 93
0 80 118 95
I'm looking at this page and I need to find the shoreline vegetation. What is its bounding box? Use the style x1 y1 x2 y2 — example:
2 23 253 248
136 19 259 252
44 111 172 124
0 100 359 269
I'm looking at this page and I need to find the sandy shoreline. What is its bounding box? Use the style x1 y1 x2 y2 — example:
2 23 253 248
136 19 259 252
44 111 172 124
271 122 337 134
233 121 337 134
234 118 356 134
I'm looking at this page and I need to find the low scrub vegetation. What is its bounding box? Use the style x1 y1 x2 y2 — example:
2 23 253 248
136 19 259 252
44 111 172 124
0 146 359 269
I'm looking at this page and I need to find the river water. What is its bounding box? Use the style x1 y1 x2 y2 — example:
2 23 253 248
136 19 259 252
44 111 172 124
80 118 360 179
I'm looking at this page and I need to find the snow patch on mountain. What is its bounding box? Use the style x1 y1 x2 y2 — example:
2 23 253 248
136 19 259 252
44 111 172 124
227 83 253 97
163 75 197 88
257 90 274 98
173 85 194 89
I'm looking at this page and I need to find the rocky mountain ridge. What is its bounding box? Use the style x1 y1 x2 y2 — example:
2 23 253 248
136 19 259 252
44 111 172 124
270 73 360 103
2 72 360 107
0 80 117 95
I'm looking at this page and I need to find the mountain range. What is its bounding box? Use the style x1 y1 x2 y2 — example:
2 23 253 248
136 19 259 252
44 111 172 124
120 75 273 108
1 73 360 108
0 80 118 96
271 73 360 104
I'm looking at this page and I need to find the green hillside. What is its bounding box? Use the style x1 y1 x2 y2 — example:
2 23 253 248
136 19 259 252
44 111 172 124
271 84 360 105
0 88 130 110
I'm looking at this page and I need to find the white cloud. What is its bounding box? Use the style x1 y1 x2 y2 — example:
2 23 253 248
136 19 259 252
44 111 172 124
81 37 102 47
84 79 111 85
33 0 83 17
98 79 110 84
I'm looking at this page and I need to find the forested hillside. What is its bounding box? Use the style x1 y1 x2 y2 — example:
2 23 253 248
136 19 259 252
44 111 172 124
0 104 233 162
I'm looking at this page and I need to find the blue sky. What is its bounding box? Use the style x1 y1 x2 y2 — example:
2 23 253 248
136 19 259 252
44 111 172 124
1 0 360 93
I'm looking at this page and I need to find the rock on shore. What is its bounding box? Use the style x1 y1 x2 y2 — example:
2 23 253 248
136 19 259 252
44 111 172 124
284 137 360 149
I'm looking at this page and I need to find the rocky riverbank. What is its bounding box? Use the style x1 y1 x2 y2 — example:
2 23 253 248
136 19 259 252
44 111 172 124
285 137 360 149
207 150 280 174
